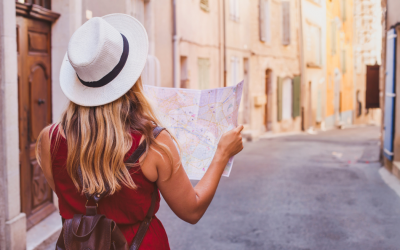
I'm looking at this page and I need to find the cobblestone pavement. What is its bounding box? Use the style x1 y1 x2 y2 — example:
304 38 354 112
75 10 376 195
157 126 400 250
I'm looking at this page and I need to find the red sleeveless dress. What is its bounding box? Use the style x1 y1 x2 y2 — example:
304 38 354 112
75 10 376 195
50 124 170 249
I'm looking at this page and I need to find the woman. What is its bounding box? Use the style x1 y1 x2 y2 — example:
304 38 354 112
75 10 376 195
36 14 243 249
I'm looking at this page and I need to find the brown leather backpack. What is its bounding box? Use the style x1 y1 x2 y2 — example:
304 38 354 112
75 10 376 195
56 126 165 250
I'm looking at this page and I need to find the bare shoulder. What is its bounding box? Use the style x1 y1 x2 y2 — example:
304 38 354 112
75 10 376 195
38 124 58 153
155 129 174 143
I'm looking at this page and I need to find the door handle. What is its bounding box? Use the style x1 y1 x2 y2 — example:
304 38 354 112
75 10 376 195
37 99 45 105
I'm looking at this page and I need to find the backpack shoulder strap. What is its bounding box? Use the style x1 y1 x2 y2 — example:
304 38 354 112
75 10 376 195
76 126 165 203
125 126 165 167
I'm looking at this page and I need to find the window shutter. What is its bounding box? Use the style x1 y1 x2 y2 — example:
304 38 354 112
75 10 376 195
277 77 283 121
292 76 301 118
341 49 346 74
341 0 346 22
235 0 239 19
231 57 239 86
316 85 322 122
259 0 266 42
205 59 210 89
282 1 290 45
265 0 271 43
198 58 210 89
331 20 336 55
230 0 235 18
198 59 203 89
200 0 210 12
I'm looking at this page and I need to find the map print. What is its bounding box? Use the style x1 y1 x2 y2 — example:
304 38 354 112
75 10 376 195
144 81 243 180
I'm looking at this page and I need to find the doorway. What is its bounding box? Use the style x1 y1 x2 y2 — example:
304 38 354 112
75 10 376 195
308 81 312 128
282 78 293 120
334 68 341 124
16 14 54 229
242 58 250 124
264 69 272 130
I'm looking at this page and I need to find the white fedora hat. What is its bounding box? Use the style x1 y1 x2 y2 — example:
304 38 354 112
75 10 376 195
60 14 148 107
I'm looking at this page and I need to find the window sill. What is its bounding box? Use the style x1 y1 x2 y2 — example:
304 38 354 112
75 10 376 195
306 63 322 69
200 3 210 12
230 15 240 22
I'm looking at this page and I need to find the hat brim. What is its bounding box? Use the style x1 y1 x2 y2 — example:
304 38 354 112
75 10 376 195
60 14 149 107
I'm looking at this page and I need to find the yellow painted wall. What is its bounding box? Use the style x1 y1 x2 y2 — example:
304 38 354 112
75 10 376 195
326 0 354 118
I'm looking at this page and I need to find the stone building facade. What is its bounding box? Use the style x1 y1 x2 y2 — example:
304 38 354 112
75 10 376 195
325 0 356 128
154 0 302 137
300 0 327 131
353 0 382 125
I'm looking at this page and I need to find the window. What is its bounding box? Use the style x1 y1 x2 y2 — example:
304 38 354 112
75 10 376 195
200 0 210 12
306 24 322 67
281 1 290 46
198 58 210 89
231 57 240 86
17 0 51 9
230 0 239 21
259 0 271 43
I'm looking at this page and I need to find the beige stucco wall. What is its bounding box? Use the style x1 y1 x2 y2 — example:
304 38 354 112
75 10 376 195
152 0 302 136
0 0 27 249
301 0 326 130
176 0 223 89
248 0 301 134
353 0 382 126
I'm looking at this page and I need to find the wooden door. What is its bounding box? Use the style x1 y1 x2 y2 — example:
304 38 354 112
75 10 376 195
264 70 272 130
366 65 380 109
17 16 55 229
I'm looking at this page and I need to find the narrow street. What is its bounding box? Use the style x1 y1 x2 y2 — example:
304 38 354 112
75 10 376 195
157 126 400 250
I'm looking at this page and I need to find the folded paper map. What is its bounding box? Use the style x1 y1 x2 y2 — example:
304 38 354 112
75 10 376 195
144 81 243 180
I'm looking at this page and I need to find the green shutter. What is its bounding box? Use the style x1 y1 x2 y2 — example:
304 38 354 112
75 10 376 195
292 75 301 117
277 77 283 121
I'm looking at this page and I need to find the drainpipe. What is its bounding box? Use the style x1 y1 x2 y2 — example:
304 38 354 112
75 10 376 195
223 0 227 87
298 0 307 130
172 0 179 88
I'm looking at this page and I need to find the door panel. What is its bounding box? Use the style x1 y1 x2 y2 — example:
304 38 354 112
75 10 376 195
17 16 54 230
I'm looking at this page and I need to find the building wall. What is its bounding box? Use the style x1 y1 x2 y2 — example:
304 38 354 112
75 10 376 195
381 0 400 179
325 0 355 128
386 0 400 27
152 0 302 136
353 0 382 126
301 0 327 130
0 1 26 249
245 0 302 135
153 1 173 87
177 0 223 89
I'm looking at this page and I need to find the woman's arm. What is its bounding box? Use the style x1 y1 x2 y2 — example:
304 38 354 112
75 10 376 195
141 125 244 224
37 126 56 191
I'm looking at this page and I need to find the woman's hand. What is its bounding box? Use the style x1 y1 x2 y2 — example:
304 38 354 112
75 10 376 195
147 125 245 225
216 125 244 160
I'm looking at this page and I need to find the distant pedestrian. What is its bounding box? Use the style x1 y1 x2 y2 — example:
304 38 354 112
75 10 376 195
35 14 243 249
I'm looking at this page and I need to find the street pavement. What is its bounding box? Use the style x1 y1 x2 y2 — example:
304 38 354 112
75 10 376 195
157 126 400 250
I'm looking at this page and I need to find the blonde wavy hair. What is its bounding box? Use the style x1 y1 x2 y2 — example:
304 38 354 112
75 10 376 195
36 77 175 195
